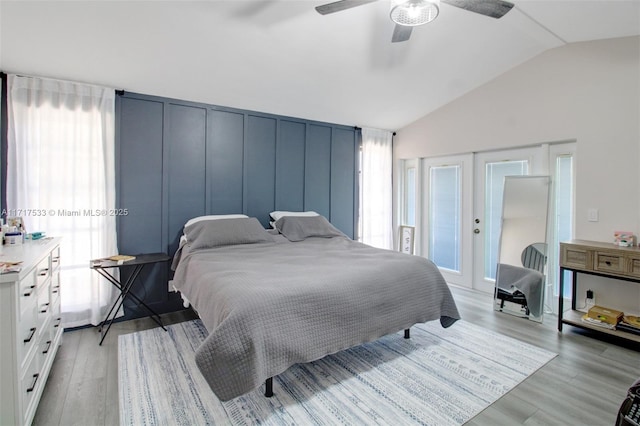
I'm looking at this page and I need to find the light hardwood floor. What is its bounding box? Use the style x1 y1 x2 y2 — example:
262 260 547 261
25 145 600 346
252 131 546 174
32 286 638 426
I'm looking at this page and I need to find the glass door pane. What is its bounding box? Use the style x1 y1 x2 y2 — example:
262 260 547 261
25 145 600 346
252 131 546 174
405 167 416 227
483 160 528 280
429 165 460 272
422 154 472 288
554 154 574 299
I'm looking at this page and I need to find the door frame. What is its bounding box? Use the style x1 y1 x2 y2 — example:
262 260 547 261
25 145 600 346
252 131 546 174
421 154 473 288
401 144 572 295
472 147 544 293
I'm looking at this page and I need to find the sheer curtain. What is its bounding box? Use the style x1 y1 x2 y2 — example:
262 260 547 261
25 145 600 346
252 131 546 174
7 74 119 328
360 127 393 249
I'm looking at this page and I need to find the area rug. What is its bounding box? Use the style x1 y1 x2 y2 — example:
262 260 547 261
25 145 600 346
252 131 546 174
119 319 556 425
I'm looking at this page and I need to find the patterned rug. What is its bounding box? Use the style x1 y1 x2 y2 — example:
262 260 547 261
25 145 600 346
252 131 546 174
119 319 556 425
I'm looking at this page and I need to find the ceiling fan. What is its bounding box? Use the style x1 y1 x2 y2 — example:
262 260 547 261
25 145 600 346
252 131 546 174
315 0 514 43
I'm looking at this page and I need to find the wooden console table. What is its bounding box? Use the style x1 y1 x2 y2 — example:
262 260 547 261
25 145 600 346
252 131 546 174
558 239 640 343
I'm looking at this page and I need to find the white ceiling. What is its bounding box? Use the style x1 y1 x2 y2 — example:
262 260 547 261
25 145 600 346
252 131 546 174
1 0 639 130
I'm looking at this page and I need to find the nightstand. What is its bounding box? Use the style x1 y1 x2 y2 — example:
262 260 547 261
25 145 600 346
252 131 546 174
90 253 170 345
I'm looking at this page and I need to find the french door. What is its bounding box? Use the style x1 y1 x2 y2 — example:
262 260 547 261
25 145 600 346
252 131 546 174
421 147 543 293
472 148 543 293
422 155 473 287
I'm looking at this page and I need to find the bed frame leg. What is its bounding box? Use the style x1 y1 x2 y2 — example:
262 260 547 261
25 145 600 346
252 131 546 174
265 377 273 397
404 328 410 339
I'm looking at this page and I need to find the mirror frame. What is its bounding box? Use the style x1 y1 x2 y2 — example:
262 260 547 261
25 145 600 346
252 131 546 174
494 175 551 322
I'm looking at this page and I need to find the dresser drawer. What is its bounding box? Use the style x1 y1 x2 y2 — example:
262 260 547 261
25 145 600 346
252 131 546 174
19 270 37 311
17 299 38 372
50 314 62 342
625 256 640 278
39 333 54 359
561 244 591 270
51 247 61 271
35 256 51 288
36 285 51 338
50 271 61 300
50 288 62 335
20 350 43 425
593 251 625 274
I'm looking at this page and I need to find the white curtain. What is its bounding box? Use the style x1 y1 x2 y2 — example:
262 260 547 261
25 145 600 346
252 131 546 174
7 74 119 328
360 127 393 249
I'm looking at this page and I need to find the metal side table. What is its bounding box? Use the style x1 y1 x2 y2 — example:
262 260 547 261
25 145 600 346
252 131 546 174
90 253 170 345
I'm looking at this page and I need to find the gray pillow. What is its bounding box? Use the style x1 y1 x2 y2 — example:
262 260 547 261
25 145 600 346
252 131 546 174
185 217 274 250
274 215 346 242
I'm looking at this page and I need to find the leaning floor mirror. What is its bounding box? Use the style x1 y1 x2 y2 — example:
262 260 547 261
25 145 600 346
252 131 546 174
494 175 551 322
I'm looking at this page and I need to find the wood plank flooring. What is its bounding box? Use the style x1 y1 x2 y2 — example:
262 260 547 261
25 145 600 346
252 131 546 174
32 286 638 425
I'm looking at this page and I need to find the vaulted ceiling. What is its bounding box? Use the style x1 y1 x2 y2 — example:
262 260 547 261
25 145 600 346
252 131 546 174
1 1 639 130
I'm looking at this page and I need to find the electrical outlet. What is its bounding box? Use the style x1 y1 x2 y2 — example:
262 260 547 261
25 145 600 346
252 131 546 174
586 289 596 310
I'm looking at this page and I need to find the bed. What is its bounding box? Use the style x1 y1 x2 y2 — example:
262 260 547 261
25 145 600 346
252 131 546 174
171 214 460 401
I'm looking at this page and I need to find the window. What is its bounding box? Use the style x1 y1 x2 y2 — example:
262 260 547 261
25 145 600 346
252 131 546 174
399 158 420 253
6 75 119 327
484 160 528 280
359 128 393 249
428 165 461 271
548 145 576 302
405 166 416 227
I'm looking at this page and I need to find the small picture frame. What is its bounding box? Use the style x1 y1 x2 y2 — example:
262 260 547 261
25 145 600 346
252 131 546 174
7 216 25 232
399 225 415 255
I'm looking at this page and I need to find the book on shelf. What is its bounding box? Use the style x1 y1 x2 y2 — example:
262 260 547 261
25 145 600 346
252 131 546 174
108 254 136 262
622 315 640 329
581 314 616 330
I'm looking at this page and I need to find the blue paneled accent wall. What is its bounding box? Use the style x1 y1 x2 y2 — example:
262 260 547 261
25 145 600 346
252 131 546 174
115 92 359 319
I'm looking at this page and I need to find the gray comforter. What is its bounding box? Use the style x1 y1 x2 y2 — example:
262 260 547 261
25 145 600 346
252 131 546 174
172 225 460 401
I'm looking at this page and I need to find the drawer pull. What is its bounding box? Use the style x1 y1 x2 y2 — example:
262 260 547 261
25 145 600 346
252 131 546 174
52 285 60 294
23 285 36 297
39 269 49 276
43 340 52 354
54 317 62 327
24 327 36 343
40 303 50 313
605 261 612 266
26 373 39 393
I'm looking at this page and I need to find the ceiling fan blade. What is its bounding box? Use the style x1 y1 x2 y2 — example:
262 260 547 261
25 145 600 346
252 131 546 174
315 0 378 15
441 0 514 19
391 24 412 43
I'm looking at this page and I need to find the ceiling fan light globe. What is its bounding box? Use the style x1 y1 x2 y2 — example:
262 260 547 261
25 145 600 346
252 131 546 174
390 0 440 26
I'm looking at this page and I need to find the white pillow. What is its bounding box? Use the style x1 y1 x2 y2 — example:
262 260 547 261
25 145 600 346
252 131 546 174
269 211 319 221
184 214 248 229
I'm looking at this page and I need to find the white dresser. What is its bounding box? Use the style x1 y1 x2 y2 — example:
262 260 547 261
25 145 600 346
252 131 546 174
0 238 63 425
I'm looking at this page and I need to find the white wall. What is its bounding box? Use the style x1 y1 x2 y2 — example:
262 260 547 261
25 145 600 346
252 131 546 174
395 36 640 243
395 36 640 313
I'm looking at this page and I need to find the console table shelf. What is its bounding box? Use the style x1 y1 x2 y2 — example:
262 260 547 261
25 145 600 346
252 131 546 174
560 309 640 343
558 239 640 344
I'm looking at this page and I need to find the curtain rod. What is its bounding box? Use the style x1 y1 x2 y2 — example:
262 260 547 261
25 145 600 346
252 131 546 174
358 127 395 135
355 126 397 136
0 71 124 94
